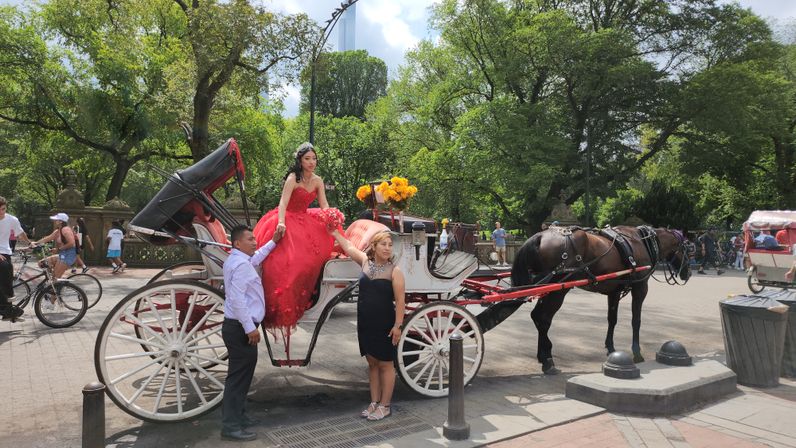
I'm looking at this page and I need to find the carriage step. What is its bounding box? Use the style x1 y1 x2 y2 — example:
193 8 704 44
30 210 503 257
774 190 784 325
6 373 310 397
271 359 309 367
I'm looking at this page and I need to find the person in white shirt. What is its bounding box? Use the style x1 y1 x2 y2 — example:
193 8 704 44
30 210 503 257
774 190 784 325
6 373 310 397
0 196 31 320
106 221 126 273
221 224 281 442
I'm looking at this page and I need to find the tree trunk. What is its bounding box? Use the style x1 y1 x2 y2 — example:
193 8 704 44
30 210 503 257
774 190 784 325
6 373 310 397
191 82 213 162
772 137 795 208
106 157 131 202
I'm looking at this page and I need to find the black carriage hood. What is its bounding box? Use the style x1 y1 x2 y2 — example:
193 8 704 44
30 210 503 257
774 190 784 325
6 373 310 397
129 138 244 241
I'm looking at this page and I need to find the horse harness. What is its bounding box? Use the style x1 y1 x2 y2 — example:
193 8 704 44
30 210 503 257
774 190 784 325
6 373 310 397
545 225 661 294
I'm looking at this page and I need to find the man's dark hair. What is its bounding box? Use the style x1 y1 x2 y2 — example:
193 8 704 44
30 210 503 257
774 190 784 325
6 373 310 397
0 196 6 207
230 225 252 244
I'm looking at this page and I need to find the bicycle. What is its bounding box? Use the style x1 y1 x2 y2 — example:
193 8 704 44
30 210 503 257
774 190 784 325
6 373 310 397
8 247 88 328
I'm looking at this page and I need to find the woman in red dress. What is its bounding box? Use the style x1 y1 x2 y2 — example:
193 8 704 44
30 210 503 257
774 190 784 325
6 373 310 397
253 143 338 336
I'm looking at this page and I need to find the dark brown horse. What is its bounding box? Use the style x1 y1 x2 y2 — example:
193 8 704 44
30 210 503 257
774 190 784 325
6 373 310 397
510 226 690 374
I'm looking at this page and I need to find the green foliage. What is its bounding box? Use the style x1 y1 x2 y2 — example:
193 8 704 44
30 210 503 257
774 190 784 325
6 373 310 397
594 189 642 227
378 0 789 233
300 50 388 119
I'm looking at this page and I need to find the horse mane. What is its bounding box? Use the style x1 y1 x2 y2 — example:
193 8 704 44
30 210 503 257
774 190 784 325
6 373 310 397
511 233 541 287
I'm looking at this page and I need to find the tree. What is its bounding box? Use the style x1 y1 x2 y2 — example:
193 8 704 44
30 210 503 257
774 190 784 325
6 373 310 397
0 1 191 200
299 50 388 119
383 0 780 233
172 0 316 160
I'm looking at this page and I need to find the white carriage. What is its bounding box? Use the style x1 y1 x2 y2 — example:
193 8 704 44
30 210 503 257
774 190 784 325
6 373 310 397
93 140 486 422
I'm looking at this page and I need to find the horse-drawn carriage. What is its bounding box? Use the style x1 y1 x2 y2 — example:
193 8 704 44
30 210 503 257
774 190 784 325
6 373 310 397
743 210 796 293
93 139 653 422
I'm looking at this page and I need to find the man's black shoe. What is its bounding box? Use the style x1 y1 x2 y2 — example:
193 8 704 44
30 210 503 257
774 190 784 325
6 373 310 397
221 429 257 442
241 416 262 427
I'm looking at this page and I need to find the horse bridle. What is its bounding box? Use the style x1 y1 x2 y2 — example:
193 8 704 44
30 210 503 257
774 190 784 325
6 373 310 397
655 228 690 285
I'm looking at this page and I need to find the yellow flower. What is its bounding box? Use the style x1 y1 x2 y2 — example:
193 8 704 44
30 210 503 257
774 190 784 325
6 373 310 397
356 185 372 202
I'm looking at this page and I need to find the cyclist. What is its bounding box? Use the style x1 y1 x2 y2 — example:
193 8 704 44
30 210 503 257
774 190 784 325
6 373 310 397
0 196 31 320
32 213 77 280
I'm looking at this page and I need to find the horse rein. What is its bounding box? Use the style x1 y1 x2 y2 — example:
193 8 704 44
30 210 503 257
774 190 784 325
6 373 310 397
653 228 690 285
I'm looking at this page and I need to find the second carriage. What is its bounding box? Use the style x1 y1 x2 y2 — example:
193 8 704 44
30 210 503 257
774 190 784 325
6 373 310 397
743 210 796 293
94 139 649 423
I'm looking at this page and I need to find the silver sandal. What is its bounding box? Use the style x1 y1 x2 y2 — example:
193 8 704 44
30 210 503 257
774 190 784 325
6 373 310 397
367 405 391 421
360 401 378 418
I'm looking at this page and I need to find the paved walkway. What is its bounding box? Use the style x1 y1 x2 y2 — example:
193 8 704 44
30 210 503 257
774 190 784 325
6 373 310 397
1 266 794 447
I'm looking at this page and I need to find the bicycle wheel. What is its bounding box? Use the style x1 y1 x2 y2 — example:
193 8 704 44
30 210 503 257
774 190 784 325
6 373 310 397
67 273 103 309
12 280 31 307
34 282 88 328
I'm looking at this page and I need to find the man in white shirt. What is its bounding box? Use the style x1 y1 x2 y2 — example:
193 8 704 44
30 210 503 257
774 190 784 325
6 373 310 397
0 196 31 320
221 224 281 441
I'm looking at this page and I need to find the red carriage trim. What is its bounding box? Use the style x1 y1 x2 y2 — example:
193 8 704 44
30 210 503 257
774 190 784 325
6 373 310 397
479 265 652 302
227 138 246 180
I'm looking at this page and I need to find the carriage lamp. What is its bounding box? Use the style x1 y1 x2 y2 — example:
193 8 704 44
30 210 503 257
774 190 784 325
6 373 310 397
412 221 426 260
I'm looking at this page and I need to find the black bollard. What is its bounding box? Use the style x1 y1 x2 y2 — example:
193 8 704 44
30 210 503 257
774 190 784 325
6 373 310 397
443 333 470 440
82 382 106 448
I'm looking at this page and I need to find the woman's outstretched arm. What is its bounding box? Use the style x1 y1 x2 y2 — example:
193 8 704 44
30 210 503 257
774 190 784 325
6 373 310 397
329 229 367 265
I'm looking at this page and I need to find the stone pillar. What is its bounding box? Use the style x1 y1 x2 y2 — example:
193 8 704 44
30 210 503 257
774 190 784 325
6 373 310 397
223 194 254 228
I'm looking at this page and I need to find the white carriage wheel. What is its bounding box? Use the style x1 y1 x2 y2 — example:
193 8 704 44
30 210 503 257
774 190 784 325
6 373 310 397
94 280 227 423
396 302 484 398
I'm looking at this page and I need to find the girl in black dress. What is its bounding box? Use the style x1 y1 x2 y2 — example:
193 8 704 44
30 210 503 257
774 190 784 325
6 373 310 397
330 229 406 421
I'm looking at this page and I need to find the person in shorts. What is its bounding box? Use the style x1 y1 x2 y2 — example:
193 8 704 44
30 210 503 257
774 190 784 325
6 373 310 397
491 221 508 266
32 212 77 279
106 221 126 273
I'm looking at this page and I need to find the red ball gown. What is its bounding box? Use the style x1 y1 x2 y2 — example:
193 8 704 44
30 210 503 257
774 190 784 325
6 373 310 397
253 187 336 334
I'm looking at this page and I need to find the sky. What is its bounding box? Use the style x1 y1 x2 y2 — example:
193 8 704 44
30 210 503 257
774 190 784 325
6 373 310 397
266 0 796 116
2 0 795 116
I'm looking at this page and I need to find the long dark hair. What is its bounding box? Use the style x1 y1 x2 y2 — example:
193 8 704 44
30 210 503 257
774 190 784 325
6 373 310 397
283 142 317 183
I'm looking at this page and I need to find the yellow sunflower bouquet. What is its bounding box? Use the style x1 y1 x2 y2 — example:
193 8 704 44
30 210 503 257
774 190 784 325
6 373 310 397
375 176 418 211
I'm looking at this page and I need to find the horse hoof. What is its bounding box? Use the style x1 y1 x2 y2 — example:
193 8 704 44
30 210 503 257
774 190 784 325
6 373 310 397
544 366 561 375
633 353 645 363
542 359 560 375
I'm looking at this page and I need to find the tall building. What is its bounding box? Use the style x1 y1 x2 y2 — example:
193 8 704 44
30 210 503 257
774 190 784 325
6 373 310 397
337 3 356 52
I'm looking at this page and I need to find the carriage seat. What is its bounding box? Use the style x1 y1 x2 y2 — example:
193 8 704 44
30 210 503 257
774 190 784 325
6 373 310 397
191 220 230 279
338 219 390 253
429 250 478 279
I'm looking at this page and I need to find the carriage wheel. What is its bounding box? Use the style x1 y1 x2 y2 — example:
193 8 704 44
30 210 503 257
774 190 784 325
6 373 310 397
395 302 484 398
148 261 207 285
747 272 765 294
95 280 227 422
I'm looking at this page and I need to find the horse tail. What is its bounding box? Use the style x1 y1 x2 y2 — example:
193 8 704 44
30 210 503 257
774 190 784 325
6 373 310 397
511 233 541 287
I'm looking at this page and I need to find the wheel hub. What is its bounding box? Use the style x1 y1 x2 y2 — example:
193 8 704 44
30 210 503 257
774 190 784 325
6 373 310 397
169 343 186 360
433 342 450 360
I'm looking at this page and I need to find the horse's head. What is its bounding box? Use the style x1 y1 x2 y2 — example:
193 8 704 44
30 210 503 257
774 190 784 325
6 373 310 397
655 228 691 282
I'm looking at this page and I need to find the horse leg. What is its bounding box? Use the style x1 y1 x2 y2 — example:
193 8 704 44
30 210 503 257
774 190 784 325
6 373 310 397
530 291 566 375
630 282 648 363
605 292 621 355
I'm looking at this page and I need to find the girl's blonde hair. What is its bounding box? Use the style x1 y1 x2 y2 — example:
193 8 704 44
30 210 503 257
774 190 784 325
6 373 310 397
366 231 394 262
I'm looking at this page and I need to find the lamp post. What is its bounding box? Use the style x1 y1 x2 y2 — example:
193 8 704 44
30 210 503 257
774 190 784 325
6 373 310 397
308 0 359 144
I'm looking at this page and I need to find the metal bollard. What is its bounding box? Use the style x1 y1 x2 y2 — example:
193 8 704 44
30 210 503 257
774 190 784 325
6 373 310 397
82 382 106 448
443 333 470 440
